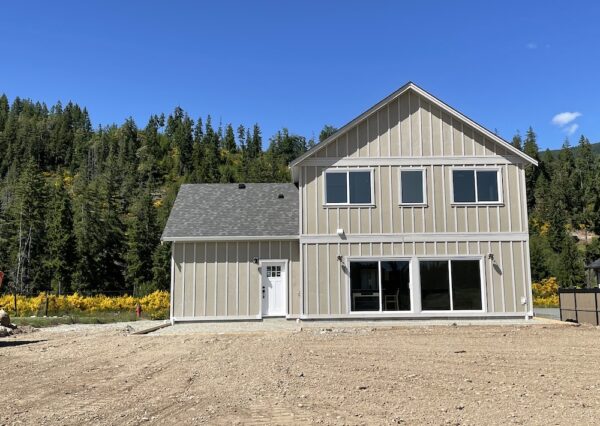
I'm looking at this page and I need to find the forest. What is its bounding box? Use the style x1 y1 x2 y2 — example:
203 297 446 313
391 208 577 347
0 94 598 296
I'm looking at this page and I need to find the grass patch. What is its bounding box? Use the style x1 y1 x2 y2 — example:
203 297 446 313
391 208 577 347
12 311 153 328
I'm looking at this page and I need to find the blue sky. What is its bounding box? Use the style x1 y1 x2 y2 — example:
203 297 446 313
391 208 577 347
1 1 598 150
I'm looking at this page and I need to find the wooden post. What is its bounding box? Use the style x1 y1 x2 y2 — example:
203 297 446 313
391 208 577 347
13 291 17 317
45 294 49 317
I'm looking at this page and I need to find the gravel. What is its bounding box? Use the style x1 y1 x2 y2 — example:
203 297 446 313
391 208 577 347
1 320 598 425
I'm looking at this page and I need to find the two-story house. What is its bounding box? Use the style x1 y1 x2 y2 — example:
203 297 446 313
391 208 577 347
161 82 537 322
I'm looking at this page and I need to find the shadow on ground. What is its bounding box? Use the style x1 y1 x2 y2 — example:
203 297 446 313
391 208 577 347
0 339 46 348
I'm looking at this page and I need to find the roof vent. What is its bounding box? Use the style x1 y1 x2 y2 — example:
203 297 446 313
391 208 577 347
278 194 284 199
238 183 246 189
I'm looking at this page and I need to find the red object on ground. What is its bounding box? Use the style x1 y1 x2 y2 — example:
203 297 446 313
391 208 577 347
0 271 4 289
135 303 142 318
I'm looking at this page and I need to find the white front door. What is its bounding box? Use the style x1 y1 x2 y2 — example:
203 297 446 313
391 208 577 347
261 262 287 317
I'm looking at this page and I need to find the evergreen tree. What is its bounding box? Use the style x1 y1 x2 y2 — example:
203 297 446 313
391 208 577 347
556 234 585 288
125 191 159 295
8 160 49 293
223 123 237 152
46 177 75 294
319 125 338 143
523 127 540 211
511 131 522 150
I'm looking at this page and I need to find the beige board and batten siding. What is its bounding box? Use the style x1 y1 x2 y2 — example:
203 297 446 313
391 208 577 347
171 240 301 320
301 240 530 317
297 89 532 317
301 90 528 237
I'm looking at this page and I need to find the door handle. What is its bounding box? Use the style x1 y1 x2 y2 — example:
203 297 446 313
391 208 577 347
262 286 265 298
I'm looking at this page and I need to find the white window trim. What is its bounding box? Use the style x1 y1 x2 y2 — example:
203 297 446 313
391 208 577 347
346 257 414 314
323 168 375 207
399 167 428 206
419 256 487 313
450 167 503 206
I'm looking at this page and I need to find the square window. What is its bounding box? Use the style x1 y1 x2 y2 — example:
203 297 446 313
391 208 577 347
476 171 499 202
400 170 425 204
325 172 347 204
453 170 476 203
349 171 371 204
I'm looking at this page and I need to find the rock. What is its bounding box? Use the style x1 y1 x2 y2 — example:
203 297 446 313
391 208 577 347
0 309 10 327
0 325 13 337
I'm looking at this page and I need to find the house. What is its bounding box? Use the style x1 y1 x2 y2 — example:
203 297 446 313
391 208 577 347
161 82 538 322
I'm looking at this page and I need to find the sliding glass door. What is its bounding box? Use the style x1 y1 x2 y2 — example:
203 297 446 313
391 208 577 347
350 260 411 312
420 259 482 311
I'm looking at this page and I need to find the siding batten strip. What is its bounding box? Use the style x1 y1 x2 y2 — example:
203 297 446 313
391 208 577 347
337 242 342 314
510 241 517 312
441 165 447 232
204 242 207 316
182 243 186 317
192 243 197 317
214 243 218 315
246 242 250 316
327 243 331 315
236 242 239 316
225 242 228 316
488 241 494 311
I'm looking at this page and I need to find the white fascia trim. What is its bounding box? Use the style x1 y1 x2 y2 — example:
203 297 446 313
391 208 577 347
300 232 529 244
289 82 537 172
299 311 533 320
299 155 521 167
172 315 262 322
162 235 299 242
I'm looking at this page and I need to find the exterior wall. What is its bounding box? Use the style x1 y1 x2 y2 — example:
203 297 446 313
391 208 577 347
171 240 301 320
301 240 531 317
296 89 533 317
299 91 528 237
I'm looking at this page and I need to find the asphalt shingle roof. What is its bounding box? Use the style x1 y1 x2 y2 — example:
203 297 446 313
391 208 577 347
586 258 600 270
162 183 299 240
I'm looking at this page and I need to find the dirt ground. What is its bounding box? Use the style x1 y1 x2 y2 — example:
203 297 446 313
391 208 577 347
1 321 599 425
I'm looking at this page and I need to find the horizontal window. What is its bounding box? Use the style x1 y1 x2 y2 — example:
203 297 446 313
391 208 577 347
325 170 372 205
400 169 426 205
350 260 411 312
420 259 482 311
452 169 500 203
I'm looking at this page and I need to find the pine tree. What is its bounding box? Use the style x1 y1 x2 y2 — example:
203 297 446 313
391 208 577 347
523 127 540 211
125 191 160 295
511 131 522 150
46 177 75 294
319 125 338 143
556 234 585 288
8 160 49 293
223 123 237 152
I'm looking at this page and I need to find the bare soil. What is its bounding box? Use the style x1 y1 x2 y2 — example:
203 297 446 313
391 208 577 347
1 322 599 425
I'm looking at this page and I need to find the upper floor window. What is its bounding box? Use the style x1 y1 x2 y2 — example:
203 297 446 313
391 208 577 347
452 168 501 204
325 169 373 205
399 169 426 205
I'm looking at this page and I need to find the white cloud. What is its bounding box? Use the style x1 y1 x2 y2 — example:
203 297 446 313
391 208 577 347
552 111 582 126
565 123 579 136
526 42 538 49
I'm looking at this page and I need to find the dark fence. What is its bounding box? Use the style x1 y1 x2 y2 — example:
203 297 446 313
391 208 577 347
559 288 600 325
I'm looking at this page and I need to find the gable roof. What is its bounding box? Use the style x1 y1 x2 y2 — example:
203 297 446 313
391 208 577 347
162 183 299 241
290 82 538 173
586 258 600 270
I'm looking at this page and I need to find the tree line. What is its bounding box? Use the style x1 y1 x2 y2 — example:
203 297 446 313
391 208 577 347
0 93 597 296
513 128 600 287
0 95 322 296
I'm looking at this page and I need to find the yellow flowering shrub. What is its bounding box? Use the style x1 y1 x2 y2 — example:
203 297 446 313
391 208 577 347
0 291 170 319
532 277 559 307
